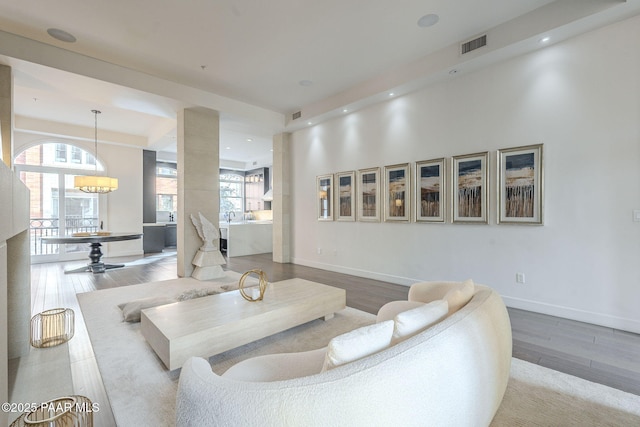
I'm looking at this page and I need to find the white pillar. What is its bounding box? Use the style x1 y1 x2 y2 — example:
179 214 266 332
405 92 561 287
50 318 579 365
0 64 13 167
177 108 220 277
272 133 291 263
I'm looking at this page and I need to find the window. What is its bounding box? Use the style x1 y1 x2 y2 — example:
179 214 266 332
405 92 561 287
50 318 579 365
157 165 177 177
156 162 178 215
55 143 67 163
86 152 96 166
15 142 105 171
71 146 82 163
220 172 244 214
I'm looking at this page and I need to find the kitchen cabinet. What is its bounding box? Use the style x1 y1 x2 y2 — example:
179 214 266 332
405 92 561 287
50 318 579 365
143 223 177 253
164 224 177 247
143 224 165 253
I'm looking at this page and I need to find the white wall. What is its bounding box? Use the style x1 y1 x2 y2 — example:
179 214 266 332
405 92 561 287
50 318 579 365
14 132 144 258
0 161 30 427
102 143 144 257
290 15 640 333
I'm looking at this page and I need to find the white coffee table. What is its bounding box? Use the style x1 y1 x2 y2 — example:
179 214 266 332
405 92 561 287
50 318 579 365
140 278 346 370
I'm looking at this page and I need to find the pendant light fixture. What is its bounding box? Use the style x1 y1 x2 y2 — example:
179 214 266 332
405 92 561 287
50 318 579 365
74 110 118 193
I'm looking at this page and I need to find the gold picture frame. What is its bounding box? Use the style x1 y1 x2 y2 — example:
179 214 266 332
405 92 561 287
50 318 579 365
415 158 446 223
356 167 380 222
451 152 488 224
335 171 356 221
497 144 544 225
383 163 411 222
317 174 333 221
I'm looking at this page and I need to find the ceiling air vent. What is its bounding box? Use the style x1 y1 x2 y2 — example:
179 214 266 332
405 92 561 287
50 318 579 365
292 111 302 120
461 35 487 54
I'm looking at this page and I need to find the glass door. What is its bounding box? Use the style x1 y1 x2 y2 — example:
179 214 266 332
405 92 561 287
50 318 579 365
15 142 102 263
16 170 99 262
20 170 61 260
63 173 99 254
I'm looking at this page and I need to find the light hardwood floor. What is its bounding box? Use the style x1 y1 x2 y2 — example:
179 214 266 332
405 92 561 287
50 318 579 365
9 250 640 425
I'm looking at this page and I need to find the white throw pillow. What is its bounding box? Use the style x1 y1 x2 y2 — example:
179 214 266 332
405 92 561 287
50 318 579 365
322 320 394 371
376 300 426 323
443 279 475 316
118 296 176 322
176 288 221 301
392 299 449 343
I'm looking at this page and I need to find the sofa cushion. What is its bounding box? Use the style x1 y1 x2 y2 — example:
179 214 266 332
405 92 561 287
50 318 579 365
392 299 449 344
118 296 176 322
322 320 394 371
376 300 426 323
443 279 475 315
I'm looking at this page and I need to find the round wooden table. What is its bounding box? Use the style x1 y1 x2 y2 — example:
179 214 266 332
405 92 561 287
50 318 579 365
41 232 143 273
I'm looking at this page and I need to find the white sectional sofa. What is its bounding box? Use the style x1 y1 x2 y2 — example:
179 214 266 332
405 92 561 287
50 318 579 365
176 281 512 427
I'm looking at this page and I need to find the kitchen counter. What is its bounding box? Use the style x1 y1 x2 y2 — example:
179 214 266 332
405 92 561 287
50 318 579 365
218 221 272 257
143 222 177 253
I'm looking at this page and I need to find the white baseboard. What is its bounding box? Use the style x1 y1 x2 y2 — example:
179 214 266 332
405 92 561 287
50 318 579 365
291 257 640 334
291 257 415 286
500 296 640 335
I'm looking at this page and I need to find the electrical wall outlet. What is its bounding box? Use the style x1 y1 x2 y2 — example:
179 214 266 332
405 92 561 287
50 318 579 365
516 273 526 284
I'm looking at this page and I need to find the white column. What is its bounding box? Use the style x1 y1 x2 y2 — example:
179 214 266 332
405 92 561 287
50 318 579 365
272 133 291 263
177 108 220 277
0 64 13 167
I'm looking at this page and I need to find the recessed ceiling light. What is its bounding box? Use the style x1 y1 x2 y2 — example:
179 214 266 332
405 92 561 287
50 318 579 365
307 121 313 125
47 28 76 43
342 109 348 113
299 80 313 87
225 146 231 150
540 36 551 43
246 138 253 142
417 14 439 28
388 92 395 97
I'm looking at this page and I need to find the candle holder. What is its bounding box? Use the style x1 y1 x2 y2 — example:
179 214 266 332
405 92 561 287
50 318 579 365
9 395 93 426
30 308 75 348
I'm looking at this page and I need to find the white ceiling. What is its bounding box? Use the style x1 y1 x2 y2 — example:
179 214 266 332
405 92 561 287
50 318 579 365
0 0 639 167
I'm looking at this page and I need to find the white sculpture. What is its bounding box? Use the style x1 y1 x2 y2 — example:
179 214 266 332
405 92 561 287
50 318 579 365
190 212 219 251
190 212 226 280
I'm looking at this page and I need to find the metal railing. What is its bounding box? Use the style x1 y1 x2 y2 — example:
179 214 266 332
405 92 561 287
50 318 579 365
30 217 99 255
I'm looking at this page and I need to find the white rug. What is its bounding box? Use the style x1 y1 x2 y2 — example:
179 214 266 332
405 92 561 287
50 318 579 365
76 274 375 427
77 277 640 427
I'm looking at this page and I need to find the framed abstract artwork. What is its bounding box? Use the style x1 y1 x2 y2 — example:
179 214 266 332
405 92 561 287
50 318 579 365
335 171 356 221
415 158 446 223
451 152 488 224
383 163 411 222
317 174 333 221
356 167 380 222
497 144 544 225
